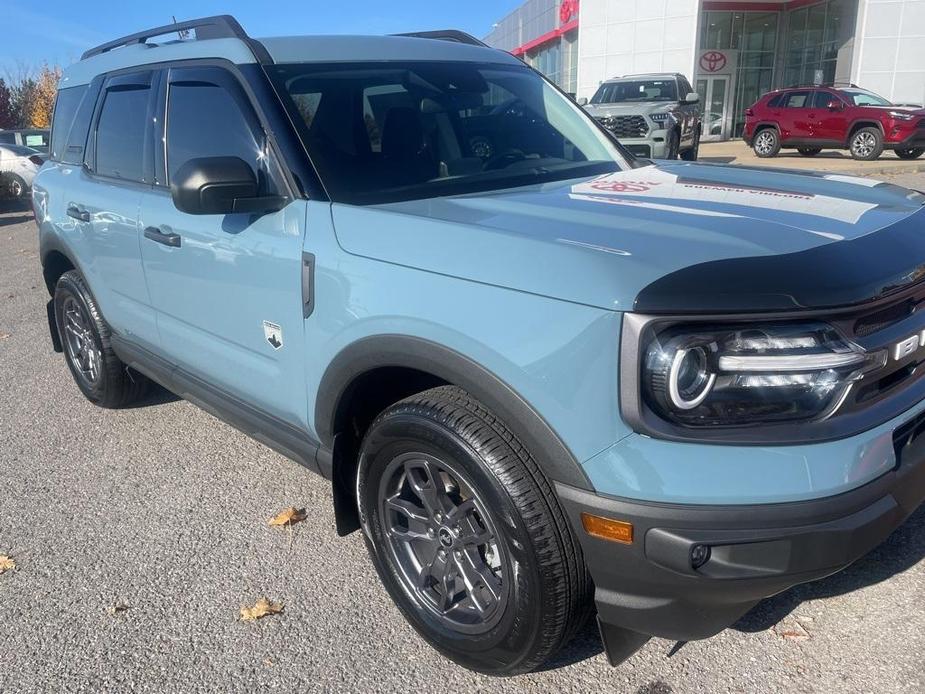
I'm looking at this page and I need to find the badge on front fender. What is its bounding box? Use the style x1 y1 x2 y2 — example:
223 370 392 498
263 320 283 350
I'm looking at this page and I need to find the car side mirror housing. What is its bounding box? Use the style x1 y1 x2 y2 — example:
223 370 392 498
685 92 700 104
577 96 589 107
170 156 286 216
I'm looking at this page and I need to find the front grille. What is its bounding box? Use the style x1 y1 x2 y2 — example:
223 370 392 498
597 115 648 138
828 280 925 415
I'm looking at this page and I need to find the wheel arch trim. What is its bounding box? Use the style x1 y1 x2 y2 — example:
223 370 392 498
314 334 593 492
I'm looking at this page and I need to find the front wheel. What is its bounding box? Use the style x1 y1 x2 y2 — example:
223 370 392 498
680 127 701 161
849 127 884 160
357 386 592 675
895 147 925 160
6 174 27 199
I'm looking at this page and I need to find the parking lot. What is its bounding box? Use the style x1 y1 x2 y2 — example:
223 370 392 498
0 173 923 693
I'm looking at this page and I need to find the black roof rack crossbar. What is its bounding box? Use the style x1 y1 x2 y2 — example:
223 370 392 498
81 15 249 60
392 30 488 48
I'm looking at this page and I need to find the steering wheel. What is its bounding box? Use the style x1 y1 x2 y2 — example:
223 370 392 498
483 149 527 171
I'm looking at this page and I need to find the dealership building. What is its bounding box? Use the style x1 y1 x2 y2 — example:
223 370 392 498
485 0 925 140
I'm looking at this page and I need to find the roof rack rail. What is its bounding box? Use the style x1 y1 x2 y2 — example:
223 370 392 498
81 15 250 60
392 30 488 48
786 81 862 89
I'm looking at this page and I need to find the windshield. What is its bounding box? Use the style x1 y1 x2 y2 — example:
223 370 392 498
591 80 678 104
841 89 892 107
269 61 628 205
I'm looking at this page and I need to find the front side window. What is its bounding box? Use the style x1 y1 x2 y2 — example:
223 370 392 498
842 89 891 107
165 79 268 187
270 61 628 205
95 85 150 181
591 80 679 104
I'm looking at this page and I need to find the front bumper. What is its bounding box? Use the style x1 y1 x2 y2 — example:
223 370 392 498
556 407 925 665
885 127 925 149
605 130 669 159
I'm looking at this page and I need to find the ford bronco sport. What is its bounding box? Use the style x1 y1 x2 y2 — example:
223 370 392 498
34 16 925 676
744 84 925 161
582 73 702 160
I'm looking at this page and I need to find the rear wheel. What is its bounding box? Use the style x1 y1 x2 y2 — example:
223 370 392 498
54 270 148 408
6 174 27 199
895 148 924 160
849 127 883 160
357 386 591 675
753 128 780 158
797 147 822 157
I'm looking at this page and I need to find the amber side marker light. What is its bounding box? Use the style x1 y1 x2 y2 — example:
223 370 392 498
581 512 634 544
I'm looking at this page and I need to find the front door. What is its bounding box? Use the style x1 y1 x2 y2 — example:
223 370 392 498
696 77 730 141
138 65 309 430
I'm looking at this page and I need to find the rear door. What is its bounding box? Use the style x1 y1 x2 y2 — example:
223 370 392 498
777 90 813 141
67 70 160 349
138 64 309 429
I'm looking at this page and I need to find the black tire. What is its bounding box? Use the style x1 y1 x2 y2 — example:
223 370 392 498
663 130 680 160
54 270 148 408
679 127 700 161
896 147 925 160
752 127 781 158
6 174 27 199
849 127 884 161
357 385 592 675
797 147 822 157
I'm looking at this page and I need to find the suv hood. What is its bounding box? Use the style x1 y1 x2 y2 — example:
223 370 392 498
331 162 925 313
584 101 671 117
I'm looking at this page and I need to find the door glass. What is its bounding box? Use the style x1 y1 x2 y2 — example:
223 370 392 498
96 86 150 181
709 78 727 137
166 79 272 192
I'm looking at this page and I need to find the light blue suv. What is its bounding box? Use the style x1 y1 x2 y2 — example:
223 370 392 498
33 15 925 675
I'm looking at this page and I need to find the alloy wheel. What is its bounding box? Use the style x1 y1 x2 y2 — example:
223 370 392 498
378 452 508 634
852 131 877 158
61 296 102 386
754 131 775 155
9 178 23 198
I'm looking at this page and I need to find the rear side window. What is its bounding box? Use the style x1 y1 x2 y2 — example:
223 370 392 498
95 84 151 181
767 94 783 107
781 91 811 108
50 86 87 161
165 74 272 192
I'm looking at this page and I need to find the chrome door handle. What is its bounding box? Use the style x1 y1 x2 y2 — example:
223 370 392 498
144 226 182 248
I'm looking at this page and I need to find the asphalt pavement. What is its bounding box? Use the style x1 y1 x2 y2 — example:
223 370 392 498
1 174 924 693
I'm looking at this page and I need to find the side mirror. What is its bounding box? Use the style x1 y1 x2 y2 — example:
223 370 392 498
170 156 286 215
577 96 589 107
685 92 700 104
827 100 844 111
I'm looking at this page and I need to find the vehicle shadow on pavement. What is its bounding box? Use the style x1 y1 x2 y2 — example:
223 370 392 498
697 156 736 164
0 213 33 227
123 381 181 408
733 503 925 632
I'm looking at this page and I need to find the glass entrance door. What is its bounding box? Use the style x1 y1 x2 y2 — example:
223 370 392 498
697 76 731 141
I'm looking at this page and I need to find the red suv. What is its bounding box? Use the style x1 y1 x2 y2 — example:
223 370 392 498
744 85 925 161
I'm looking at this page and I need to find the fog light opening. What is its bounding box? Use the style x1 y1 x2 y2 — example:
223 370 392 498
691 544 711 569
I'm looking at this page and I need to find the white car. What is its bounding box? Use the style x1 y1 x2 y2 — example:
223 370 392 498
0 143 44 199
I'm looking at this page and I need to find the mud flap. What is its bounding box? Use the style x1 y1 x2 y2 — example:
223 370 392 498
46 299 63 353
597 616 651 666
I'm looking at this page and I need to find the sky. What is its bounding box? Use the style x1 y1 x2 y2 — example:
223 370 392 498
0 0 524 76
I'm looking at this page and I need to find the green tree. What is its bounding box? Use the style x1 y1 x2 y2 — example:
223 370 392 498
0 79 14 129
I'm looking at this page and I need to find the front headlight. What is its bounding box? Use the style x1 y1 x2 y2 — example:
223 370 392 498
638 321 887 428
649 111 672 125
888 110 916 121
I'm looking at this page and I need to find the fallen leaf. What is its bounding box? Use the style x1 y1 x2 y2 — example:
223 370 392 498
775 620 811 641
0 555 15 574
263 657 275 667
0 333 9 340
107 603 130 616
240 597 284 622
268 506 306 527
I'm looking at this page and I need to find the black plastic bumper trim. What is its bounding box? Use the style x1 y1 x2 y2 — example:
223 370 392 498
554 440 925 661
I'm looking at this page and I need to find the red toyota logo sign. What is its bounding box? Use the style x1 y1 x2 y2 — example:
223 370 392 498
700 51 727 73
560 0 579 24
